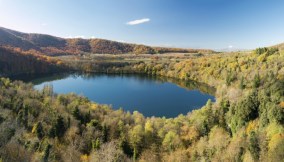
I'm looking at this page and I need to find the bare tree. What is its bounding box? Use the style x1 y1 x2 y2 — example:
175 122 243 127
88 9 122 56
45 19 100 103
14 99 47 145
89 141 129 162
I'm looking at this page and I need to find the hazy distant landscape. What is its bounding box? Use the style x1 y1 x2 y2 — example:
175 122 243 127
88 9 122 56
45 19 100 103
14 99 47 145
1 0 284 162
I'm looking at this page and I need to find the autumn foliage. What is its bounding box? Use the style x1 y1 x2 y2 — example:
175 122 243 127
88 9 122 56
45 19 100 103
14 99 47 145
0 46 65 76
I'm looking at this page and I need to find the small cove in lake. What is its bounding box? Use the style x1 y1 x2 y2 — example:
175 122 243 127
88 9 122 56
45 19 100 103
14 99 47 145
14 73 216 118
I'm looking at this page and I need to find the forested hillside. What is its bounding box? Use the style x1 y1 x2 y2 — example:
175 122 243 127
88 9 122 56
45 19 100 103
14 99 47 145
0 46 66 76
0 45 283 161
0 27 214 55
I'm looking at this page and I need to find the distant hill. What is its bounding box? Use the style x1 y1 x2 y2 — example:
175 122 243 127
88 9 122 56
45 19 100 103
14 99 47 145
0 27 214 55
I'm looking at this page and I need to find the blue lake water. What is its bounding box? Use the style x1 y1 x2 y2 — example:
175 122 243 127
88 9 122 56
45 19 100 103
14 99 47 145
17 73 215 118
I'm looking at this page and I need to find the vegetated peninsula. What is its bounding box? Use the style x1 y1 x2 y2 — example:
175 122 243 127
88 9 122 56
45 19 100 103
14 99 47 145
0 27 284 162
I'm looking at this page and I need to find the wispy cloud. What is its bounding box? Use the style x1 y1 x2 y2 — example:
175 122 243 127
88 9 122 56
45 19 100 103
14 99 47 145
74 35 85 38
66 35 85 39
116 40 126 43
126 18 150 25
41 23 47 26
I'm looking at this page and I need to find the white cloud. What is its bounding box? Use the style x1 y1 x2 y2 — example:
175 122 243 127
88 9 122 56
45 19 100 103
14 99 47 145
74 36 85 38
116 40 126 43
65 35 85 39
228 45 233 48
126 18 150 25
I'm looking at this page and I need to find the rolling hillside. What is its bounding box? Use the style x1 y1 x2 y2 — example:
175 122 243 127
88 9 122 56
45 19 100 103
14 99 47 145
0 27 214 55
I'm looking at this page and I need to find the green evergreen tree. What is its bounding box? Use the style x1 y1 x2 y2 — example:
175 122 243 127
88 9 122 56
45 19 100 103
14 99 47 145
248 131 260 161
239 76 245 89
253 74 261 88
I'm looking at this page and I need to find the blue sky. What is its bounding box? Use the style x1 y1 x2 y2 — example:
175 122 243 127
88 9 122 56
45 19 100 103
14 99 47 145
0 0 284 49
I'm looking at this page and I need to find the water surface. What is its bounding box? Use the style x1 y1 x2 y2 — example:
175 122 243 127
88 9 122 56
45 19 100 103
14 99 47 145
15 73 215 118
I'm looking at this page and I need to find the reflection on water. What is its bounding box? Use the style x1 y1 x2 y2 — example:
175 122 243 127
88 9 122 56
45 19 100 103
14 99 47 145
12 73 216 118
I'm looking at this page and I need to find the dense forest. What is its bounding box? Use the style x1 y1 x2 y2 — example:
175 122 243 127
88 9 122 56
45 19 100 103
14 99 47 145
0 46 66 76
0 42 284 161
0 27 213 55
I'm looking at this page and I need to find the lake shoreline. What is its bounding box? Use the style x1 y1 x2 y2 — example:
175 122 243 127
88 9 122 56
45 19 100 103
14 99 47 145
12 72 215 118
